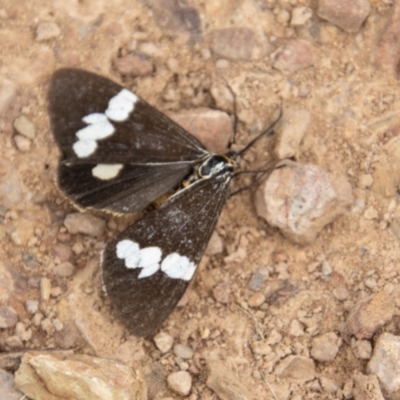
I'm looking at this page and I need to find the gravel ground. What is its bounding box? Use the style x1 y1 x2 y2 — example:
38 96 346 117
1 0 400 399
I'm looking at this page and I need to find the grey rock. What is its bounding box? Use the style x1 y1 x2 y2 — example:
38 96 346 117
0 306 18 329
25 300 39 315
367 333 400 393
0 369 24 400
248 271 265 291
311 332 340 362
173 343 194 359
255 160 353 244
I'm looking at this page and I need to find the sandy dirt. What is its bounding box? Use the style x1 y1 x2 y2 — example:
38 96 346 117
1 0 400 399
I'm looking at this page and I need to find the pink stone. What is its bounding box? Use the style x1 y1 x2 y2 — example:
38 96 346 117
272 40 314 73
317 0 370 33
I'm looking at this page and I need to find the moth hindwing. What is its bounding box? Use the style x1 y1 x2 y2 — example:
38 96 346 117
49 68 237 337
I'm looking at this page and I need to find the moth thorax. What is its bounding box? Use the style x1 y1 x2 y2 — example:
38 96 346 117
199 155 233 178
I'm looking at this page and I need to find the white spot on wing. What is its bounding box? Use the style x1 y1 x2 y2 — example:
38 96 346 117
116 240 195 281
138 247 162 268
138 263 160 279
76 119 115 141
73 113 115 158
116 240 140 268
82 113 108 124
116 240 162 278
73 91 137 158
105 89 138 122
92 164 123 180
73 139 97 158
161 253 196 281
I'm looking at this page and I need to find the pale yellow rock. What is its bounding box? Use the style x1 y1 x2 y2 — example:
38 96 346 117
15 352 147 400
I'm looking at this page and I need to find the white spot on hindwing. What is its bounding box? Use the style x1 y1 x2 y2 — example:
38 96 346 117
73 89 138 158
116 239 196 281
161 253 196 281
92 164 123 180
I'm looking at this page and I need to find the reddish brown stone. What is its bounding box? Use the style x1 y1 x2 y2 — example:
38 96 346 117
317 0 370 33
345 292 394 340
113 54 154 77
376 1 400 76
272 40 314 73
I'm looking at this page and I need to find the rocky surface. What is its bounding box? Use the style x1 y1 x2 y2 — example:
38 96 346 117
0 0 399 398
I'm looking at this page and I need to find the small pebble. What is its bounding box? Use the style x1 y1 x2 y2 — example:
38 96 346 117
289 319 305 337
25 299 39 315
291 7 312 26
64 213 105 236
351 338 372 360
173 344 194 359
0 305 18 328
154 331 174 353
15 322 32 342
5 335 23 349
277 9 290 24
248 293 266 308
311 332 339 362
14 135 31 151
248 271 266 291
40 277 52 301
52 319 64 331
367 332 400 393
332 286 350 301
36 21 61 41
321 261 332 276
251 341 272 355
267 329 282 346
53 261 75 278
167 371 192 396
113 53 153 77
358 174 373 189
14 115 35 138
41 318 55 335
212 282 230 304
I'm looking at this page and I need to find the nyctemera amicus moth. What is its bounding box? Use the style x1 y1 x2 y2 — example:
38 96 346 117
49 68 279 337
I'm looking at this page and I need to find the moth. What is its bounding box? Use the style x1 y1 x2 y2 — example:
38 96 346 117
49 68 278 337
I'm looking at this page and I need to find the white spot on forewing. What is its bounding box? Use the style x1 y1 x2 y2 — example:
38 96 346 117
161 253 196 281
82 113 108 124
92 164 123 180
76 119 115 141
73 139 97 158
105 89 138 122
73 113 115 158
